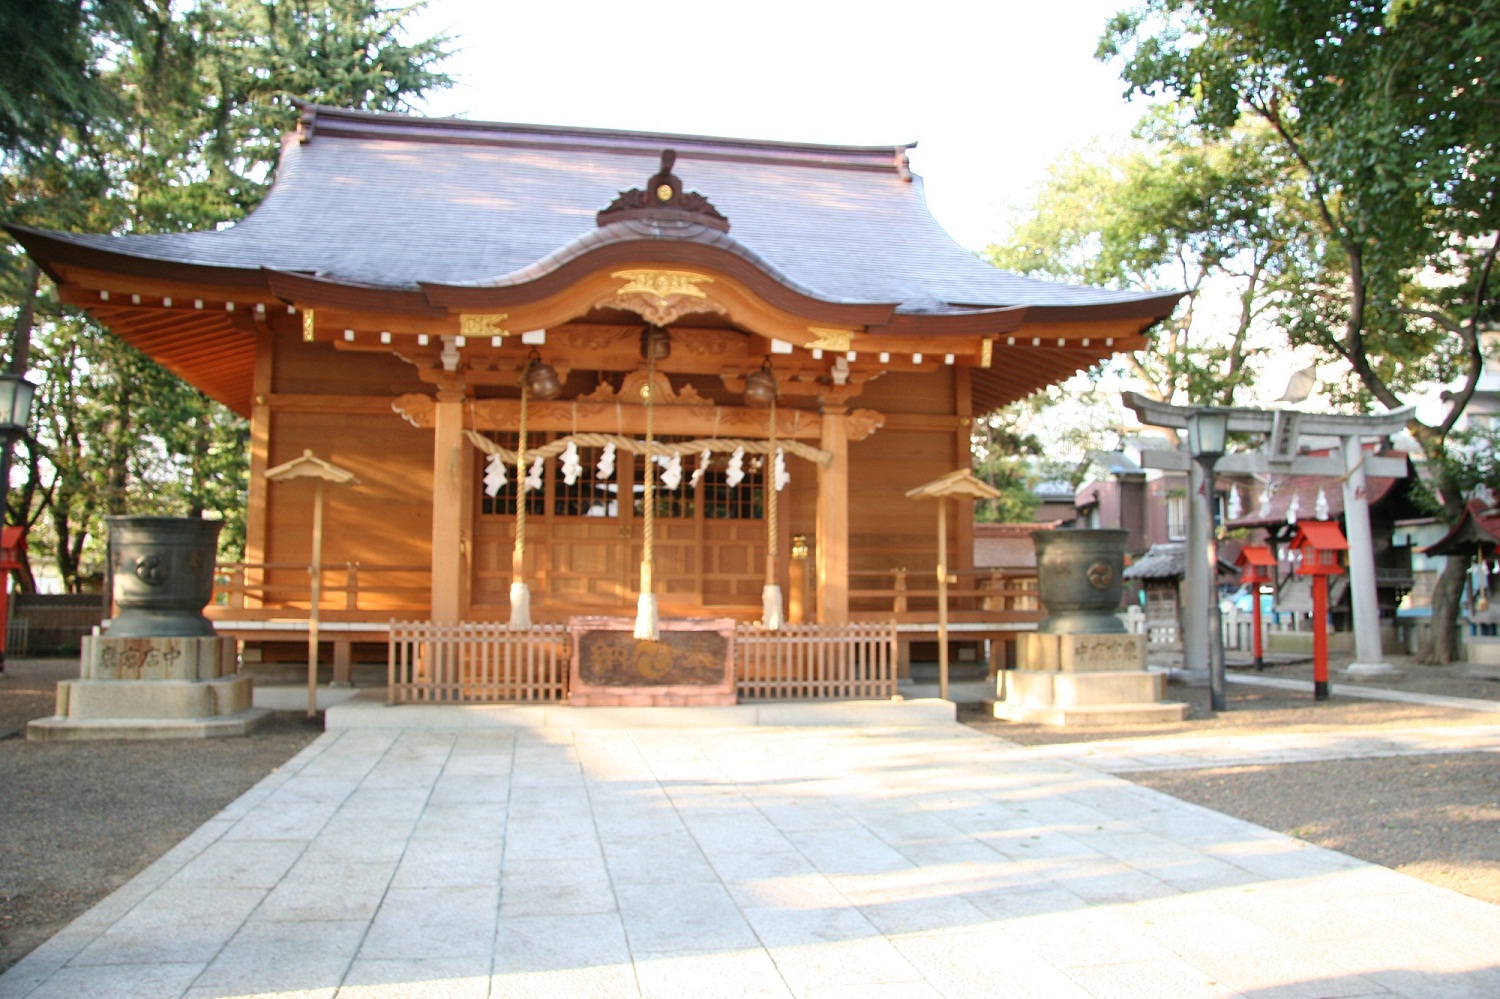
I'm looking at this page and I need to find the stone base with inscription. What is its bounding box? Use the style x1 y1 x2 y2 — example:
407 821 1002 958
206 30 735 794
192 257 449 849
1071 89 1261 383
27 635 271 741
569 617 737 707
994 632 1188 726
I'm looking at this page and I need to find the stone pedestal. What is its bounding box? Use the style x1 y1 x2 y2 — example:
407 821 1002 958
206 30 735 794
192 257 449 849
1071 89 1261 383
994 632 1188 726
28 634 270 741
1467 636 1500 679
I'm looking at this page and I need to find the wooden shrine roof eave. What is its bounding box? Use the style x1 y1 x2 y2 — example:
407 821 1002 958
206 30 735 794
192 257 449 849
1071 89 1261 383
1018 293 1186 325
12 219 1180 338
6 223 269 292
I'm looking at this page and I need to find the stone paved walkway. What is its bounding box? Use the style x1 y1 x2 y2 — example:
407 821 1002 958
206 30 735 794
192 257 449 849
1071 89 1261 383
1019 722 1500 772
3 719 1499 998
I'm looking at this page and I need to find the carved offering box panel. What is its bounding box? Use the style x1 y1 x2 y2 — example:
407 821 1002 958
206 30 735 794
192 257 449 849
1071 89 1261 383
569 616 737 707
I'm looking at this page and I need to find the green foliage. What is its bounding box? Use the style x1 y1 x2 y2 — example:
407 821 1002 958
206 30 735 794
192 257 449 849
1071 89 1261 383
2 0 451 590
971 411 1042 523
989 115 1303 413
0 0 133 165
971 384 1128 522
1100 0 1500 659
1408 426 1500 519
1102 0 1498 426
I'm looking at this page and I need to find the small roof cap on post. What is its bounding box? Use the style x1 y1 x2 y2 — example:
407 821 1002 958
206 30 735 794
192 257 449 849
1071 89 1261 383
905 469 1002 501
265 448 360 484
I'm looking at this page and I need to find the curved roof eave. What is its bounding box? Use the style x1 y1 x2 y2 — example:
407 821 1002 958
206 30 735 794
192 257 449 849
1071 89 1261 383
417 218 896 325
5 223 273 291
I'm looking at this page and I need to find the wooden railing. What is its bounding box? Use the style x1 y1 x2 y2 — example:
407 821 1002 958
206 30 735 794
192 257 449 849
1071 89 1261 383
388 621 569 704
849 568 1040 620
384 620 899 704
735 621 898 700
212 562 430 614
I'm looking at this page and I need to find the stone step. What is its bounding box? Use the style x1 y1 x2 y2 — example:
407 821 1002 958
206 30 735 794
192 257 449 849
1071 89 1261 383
992 700 1189 726
1001 669 1167 708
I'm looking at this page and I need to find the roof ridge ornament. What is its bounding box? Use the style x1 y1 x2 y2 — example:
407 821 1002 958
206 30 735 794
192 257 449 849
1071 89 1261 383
597 149 730 232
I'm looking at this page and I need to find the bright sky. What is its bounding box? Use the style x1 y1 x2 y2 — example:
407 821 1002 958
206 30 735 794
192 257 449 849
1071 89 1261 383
405 0 1148 251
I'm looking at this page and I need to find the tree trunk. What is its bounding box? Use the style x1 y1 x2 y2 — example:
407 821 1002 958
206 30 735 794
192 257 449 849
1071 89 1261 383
187 405 210 518
1418 553 1470 664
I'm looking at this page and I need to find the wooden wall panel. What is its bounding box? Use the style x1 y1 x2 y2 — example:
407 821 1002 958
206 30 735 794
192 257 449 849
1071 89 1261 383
263 409 433 594
855 369 954 416
273 334 428 396
847 428 959 573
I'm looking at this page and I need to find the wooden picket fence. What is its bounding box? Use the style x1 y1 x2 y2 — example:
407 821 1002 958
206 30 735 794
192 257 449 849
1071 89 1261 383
734 621 898 701
387 620 898 704
387 621 569 704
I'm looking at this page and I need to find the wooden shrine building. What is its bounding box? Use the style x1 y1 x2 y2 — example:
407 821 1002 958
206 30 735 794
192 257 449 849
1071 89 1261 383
9 106 1177 661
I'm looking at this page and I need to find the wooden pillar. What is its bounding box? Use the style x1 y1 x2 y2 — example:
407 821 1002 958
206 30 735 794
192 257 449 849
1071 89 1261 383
243 331 274 608
816 404 850 624
430 382 467 624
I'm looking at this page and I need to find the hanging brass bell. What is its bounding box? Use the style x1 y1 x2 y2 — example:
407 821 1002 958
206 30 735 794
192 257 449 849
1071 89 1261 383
743 363 777 408
640 325 671 360
525 358 563 400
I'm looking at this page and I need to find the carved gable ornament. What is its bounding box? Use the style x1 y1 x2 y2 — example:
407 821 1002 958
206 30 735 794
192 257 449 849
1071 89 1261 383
596 149 730 232
596 269 730 326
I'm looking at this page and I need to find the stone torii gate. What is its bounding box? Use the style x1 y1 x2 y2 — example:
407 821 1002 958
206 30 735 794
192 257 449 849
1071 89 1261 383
1124 393 1412 696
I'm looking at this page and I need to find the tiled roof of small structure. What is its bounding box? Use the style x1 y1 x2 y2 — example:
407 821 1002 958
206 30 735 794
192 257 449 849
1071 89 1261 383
1123 543 1185 580
1420 498 1500 556
14 105 1178 318
1224 452 1412 530
1122 541 1237 581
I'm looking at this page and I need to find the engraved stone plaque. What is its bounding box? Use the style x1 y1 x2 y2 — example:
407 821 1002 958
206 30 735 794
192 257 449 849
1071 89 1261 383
568 616 738 706
578 629 729 687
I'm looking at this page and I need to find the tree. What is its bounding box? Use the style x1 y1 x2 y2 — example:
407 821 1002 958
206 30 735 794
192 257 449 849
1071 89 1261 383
2 1 451 590
1101 0 1500 662
990 115 1306 417
971 409 1043 523
0 0 133 165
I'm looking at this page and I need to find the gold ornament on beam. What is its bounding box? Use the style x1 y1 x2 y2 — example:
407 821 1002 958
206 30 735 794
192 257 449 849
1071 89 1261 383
301 308 315 343
804 327 852 352
611 269 712 300
600 271 724 326
460 313 510 339
980 339 993 368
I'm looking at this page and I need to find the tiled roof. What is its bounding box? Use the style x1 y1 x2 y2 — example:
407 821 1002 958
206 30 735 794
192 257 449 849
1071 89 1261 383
1123 543 1185 580
1420 498 1500 556
1122 541 1237 581
1224 453 1413 529
25 106 1178 317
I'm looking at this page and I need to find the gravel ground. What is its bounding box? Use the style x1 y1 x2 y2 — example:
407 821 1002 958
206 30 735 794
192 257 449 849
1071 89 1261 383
1 652 1497 975
0 658 320 972
962 653 1500 908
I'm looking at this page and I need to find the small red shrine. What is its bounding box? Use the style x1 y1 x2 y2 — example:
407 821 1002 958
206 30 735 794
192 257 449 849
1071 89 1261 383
1290 521 1348 699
